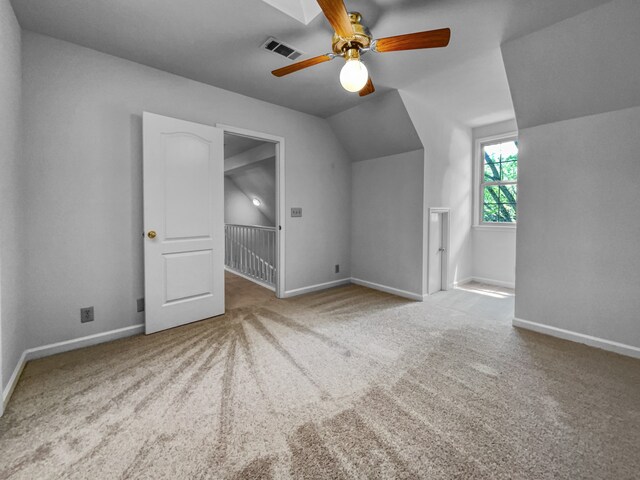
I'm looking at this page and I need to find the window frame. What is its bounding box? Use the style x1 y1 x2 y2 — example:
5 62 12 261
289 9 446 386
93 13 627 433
473 132 519 227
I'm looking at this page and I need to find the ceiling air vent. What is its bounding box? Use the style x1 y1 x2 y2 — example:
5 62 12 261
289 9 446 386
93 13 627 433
262 37 304 61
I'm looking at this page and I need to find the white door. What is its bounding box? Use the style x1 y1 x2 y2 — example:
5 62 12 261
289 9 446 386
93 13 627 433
428 212 443 294
143 112 225 334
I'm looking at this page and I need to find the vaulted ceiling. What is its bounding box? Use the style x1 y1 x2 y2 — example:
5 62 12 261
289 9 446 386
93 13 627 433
12 0 612 119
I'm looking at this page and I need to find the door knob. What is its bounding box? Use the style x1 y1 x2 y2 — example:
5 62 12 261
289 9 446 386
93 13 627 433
147 230 157 239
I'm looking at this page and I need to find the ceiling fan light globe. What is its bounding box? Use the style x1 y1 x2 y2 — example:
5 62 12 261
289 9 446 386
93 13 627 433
340 59 368 93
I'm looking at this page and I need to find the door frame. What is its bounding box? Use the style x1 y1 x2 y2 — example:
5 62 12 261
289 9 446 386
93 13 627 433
216 124 285 299
428 207 450 294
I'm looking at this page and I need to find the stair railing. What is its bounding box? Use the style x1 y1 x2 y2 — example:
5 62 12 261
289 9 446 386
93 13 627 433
224 224 277 288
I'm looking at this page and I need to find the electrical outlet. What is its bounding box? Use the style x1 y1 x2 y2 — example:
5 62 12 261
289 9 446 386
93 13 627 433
291 207 302 217
81 306 94 323
335 264 340 274
137 298 145 313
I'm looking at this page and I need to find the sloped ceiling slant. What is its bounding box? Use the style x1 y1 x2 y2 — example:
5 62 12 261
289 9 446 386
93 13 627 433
260 0 321 24
326 90 423 162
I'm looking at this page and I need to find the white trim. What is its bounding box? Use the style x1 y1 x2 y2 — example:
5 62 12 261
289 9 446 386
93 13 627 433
2 324 143 414
25 324 144 360
225 266 275 292
275 139 285 299
351 278 423 302
217 124 286 299
282 278 351 298
447 277 473 290
513 318 640 360
2 350 27 414
470 276 515 289
427 208 450 294
472 225 517 232
216 124 283 144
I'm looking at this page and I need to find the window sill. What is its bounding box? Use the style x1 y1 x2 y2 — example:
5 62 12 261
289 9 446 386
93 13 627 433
472 224 517 232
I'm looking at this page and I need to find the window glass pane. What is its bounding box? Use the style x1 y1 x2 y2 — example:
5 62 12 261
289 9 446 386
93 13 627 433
484 163 500 182
498 204 517 223
483 203 517 223
483 144 502 161
482 187 517 223
500 141 518 160
483 186 500 204
484 140 517 161
500 161 517 181
498 184 517 204
483 203 500 223
481 138 518 224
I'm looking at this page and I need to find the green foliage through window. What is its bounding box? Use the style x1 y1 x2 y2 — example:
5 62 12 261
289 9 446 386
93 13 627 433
481 140 518 223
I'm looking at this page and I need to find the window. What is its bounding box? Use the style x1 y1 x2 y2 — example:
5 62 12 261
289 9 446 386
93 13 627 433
480 138 518 224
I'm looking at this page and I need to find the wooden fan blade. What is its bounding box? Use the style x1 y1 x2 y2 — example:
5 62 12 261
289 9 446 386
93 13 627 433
374 28 451 52
359 77 375 97
271 54 333 77
316 0 354 39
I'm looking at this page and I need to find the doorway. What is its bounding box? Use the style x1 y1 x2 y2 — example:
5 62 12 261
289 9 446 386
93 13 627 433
428 208 450 295
223 132 278 304
218 124 285 300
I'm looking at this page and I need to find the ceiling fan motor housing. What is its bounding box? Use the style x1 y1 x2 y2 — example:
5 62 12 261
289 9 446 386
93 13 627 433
332 12 372 54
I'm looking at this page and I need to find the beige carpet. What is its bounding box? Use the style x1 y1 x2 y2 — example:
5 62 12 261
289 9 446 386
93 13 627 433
1 274 639 479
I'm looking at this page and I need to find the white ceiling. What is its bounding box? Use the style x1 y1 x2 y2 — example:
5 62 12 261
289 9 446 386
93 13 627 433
11 0 612 119
224 134 265 159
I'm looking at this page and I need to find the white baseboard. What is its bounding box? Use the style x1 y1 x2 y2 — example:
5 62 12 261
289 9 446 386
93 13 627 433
513 318 640 360
224 266 275 292
351 278 423 302
25 324 144 361
283 278 351 298
2 350 28 415
471 276 515 289
2 323 144 414
449 277 473 289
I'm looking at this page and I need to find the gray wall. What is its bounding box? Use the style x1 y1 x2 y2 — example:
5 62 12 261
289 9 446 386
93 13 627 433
0 0 25 404
400 90 473 293
224 177 272 227
515 106 640 348
472 227 516 288
351 150 424 296
503 0 640 349
20 31 352 349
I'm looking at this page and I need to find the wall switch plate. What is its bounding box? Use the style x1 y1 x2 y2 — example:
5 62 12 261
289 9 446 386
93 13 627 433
335 264 340 273
81 306 94 323
291 207 302 217
137 298 145 313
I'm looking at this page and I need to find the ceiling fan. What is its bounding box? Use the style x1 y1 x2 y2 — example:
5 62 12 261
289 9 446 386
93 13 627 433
271 0 451 96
